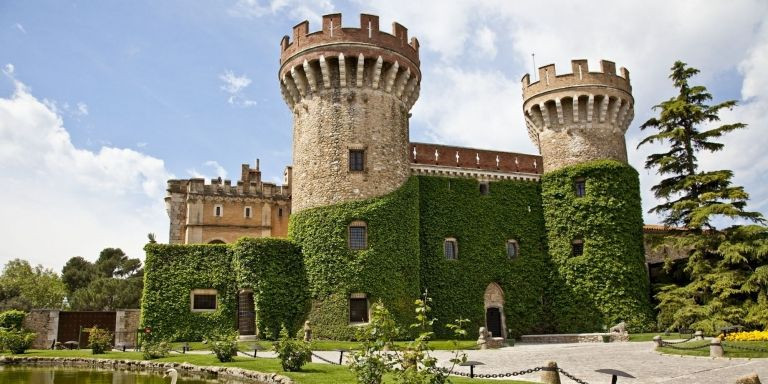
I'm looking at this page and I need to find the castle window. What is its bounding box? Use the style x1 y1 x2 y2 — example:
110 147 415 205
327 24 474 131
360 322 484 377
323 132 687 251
506 240 519 259
349 293 369 323
348 221 367 250
190 289 218 312
208 239 226 244
244 206 252 218
214 204 223 217
349 149 365 172
574 178 586 197
479 182 490 195
278 207 283 217
444 238 458 260
571 239 584 257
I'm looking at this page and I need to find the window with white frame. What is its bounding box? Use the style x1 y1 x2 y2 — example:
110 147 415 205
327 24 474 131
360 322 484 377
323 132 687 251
444 238 458 260
507 240 519 259
244 206 252 218
190 289 218 312
213 204 223 217
349 293 369 323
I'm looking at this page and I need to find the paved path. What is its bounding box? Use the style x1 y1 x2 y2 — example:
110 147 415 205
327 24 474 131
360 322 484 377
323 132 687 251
227 342 768 383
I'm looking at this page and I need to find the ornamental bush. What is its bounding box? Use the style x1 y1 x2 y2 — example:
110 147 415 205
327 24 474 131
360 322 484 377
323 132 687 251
208 330 239 362
141 340 171 359
0 328 36 354
273 325 311 372
723 330 768 342
87 326 113 354
0 310 26 330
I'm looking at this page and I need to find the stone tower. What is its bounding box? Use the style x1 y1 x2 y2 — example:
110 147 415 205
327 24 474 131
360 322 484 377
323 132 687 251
279 13 421 212
522 60 634 171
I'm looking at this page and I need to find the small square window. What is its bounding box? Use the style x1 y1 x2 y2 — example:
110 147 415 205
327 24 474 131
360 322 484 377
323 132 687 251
349 296 369 323
444 238 458 260
244 206 252 218
507 240 519 259
214 205 223 217
348 222 367 250
190 289 218 312
571 239 584 257
349 150 365 172
574 179 586 197
479 182 489 195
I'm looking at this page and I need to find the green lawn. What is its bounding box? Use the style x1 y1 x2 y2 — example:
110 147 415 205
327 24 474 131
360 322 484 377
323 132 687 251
629 333 694 342
171 339 480 353
657 340 768 358
11 349 535 384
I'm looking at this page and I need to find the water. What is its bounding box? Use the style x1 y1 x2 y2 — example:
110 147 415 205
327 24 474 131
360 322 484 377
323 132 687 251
0 366 259 384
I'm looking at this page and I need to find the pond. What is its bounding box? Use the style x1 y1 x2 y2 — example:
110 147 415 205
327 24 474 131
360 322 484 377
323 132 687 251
0 366 260 383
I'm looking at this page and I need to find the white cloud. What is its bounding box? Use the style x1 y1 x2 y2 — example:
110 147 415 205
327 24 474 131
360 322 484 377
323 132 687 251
14 23 26 34
229 0 333 25
0 70 172 271
474 26 497 59
76 102 88 116
3 64 14 75
186 160 228 180
219 70 258 107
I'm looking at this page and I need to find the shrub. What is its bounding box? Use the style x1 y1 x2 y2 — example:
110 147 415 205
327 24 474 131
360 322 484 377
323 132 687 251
208 331 239 362
0 310 26 330
0 328 36 354
142 340 171 359
88 326 113 354
348 301 399 384
273 325 311 372
723 330 768 341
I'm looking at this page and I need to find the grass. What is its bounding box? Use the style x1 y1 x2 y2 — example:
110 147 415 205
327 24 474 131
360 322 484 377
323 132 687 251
171 339 480 352
629 332 696 342
656 340 768 358
10 349 535 384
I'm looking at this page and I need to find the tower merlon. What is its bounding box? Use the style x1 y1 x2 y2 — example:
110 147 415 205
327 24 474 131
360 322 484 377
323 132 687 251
522 59 631 101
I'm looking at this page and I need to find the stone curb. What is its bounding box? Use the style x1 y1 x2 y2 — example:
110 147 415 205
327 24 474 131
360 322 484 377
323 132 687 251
0 355 294 384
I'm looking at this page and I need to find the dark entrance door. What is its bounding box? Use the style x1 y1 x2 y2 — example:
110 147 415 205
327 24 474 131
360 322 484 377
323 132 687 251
486 307 502 337
57 311 116 348
238 290 255 335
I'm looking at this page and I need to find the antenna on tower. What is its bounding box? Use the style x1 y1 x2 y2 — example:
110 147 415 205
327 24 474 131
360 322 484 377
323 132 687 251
531 53 537 81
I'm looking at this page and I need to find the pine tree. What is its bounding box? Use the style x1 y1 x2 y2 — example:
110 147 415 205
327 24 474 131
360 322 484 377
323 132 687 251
639 61 768 332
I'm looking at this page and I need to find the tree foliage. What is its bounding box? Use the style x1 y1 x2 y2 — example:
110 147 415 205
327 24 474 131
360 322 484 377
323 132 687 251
62 248 144 311
640 61 767 331
0 259 66 310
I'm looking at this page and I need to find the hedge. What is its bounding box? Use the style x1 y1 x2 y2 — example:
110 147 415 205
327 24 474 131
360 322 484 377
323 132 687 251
541 160 654 332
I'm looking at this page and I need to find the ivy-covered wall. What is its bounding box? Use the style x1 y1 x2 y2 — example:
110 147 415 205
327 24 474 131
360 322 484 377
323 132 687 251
232 238 309 339
289 178 422 340
541 160 654 332
417 176 550 338
141 244 236 341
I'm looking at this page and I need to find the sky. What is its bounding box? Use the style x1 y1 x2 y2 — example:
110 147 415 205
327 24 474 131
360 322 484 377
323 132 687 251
1 0 767 272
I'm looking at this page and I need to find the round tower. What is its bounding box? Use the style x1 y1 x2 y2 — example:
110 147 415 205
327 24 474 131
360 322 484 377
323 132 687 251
522 60 634 172
279 13 421 212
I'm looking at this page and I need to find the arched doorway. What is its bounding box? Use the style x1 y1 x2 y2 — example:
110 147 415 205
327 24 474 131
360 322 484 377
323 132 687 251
484 283 506 338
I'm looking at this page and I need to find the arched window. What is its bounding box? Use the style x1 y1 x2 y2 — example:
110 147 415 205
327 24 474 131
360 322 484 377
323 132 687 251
479 182 489 195
208 239 226 244
506 240 519 259
444 238 458 260
348 221 367 250
571 238 584 256
574 178 586 197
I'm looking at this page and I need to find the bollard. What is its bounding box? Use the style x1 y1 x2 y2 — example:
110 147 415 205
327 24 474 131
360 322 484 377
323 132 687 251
477 327 489 350
694 330 704 341
303 320 312 342
540 361 561 384
653 335 664 348
735 373 761 384
710 337 724 358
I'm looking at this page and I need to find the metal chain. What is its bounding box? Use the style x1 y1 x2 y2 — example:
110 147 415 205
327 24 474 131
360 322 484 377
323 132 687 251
448 366 544 379
557 367 590 384
722 342 768 353
310 352 342 365
660 341 709 350
661 336 696 344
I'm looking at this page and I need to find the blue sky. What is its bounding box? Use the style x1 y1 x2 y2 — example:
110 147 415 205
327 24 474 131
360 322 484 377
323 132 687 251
2 0 767 271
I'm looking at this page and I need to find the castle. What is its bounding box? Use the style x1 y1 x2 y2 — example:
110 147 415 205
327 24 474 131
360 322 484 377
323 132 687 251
153 13 656 341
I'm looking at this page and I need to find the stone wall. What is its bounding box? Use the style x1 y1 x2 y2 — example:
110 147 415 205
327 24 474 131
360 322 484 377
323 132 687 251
115 309 140 348
22 310 59 349
520 332 628 344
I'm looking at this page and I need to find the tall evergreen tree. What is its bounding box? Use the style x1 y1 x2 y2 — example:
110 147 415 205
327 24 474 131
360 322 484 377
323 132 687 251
639 61 768 332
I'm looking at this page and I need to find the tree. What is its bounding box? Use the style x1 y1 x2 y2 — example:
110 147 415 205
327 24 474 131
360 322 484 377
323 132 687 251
639 61 768 332
0 259 67 310
61 256 98 294
69 276 143 311
63 248 144 310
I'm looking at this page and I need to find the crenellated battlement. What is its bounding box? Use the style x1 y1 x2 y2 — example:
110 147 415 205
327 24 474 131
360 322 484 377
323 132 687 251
522 59 631 100
278 13 421 112
521 59 635 172
166 163 291 200
280 13 419 69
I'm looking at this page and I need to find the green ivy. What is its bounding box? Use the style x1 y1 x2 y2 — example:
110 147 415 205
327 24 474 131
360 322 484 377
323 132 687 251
141 244 237 341
289 178 422 340
232 238 309 339
417 176 550 338
541 160 654 332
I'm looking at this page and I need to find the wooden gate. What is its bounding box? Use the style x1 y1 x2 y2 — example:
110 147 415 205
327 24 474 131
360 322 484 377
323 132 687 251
57 311 116 347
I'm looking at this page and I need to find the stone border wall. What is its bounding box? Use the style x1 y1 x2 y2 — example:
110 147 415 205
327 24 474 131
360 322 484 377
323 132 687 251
520 332 629 343
0 356 294 384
